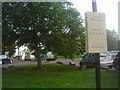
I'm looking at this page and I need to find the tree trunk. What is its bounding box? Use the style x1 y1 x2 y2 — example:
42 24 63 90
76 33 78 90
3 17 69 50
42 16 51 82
37 55 42 69
35 47 42 69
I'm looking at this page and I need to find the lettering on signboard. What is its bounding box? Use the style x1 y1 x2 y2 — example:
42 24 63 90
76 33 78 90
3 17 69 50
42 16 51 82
85 12 107 53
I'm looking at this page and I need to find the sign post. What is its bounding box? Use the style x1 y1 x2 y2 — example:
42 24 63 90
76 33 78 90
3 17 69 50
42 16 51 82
85 0 107 89
85 11 107 89
92 0 101 89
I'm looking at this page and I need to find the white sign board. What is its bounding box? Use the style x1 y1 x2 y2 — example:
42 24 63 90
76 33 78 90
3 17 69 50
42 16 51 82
118 1 120 40
85 12 107 53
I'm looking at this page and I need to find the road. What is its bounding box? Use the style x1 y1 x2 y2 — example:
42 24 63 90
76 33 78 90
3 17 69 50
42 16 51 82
2 60 37 68
2 59 81 68
2 59 112 69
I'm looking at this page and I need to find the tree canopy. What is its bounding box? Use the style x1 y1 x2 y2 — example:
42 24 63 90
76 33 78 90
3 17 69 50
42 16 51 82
2 2 85 68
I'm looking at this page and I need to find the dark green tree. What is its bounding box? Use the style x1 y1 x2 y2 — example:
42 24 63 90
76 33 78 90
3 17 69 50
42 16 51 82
2 2 84 68
2 3 18 56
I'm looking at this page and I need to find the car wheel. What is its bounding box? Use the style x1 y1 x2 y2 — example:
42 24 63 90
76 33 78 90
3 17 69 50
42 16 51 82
114 65 119 71
9 60 13 64
80 65 86 70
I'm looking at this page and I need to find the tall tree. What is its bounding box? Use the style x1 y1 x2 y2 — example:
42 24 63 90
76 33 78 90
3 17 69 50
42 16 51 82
107 29 118 51
2 3 18 56
2 2 84 68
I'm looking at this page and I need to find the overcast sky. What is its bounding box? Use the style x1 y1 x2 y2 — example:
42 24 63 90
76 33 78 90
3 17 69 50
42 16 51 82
68 0 120 33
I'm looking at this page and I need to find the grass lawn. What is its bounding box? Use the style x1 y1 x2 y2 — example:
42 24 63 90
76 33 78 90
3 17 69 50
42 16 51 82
56 55 83 59
2 63 118 88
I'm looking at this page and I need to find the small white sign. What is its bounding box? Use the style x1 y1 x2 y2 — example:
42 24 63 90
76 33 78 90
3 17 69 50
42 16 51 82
85 12 107 53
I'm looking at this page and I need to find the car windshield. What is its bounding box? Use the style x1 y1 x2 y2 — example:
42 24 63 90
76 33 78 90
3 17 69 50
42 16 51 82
100 52 110 57
82 53 89 58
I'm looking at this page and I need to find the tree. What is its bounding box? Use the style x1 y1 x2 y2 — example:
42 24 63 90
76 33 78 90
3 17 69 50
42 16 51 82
2 3 18 56
107 29 119 51
47 7 85 59
2 2 84 68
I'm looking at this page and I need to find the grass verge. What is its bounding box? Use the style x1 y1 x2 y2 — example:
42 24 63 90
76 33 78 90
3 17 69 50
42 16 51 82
2 63 118 88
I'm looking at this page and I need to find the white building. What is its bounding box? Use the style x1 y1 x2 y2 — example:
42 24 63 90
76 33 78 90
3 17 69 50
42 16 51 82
14 45 30 60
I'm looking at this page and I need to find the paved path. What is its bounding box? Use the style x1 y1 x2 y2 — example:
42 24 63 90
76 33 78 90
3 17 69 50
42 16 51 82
2 60 37 68
2 59 81 68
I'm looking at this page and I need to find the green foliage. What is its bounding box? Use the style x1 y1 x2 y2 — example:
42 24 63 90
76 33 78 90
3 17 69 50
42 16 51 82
2 3 17 55
107 30 119 51
46 7 85 59
2 2 85 67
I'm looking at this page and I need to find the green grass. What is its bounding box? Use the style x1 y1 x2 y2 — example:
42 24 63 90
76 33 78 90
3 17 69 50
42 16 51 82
2 63 118 88
56 55 83 59
56 56 65 58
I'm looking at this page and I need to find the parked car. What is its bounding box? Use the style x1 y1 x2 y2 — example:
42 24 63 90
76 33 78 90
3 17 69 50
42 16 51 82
100 52 111 61
100 60 113 69
40 54 47 60
108 51 119 60
0 58 2 64
80 53 95 68
79 52 113 69
112 52 120 71
24 53 31 61
46 51 55 61
0 55 13 64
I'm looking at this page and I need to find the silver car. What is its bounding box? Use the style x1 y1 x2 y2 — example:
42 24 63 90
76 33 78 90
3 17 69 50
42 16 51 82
0 55 13 64
80 52 113 69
